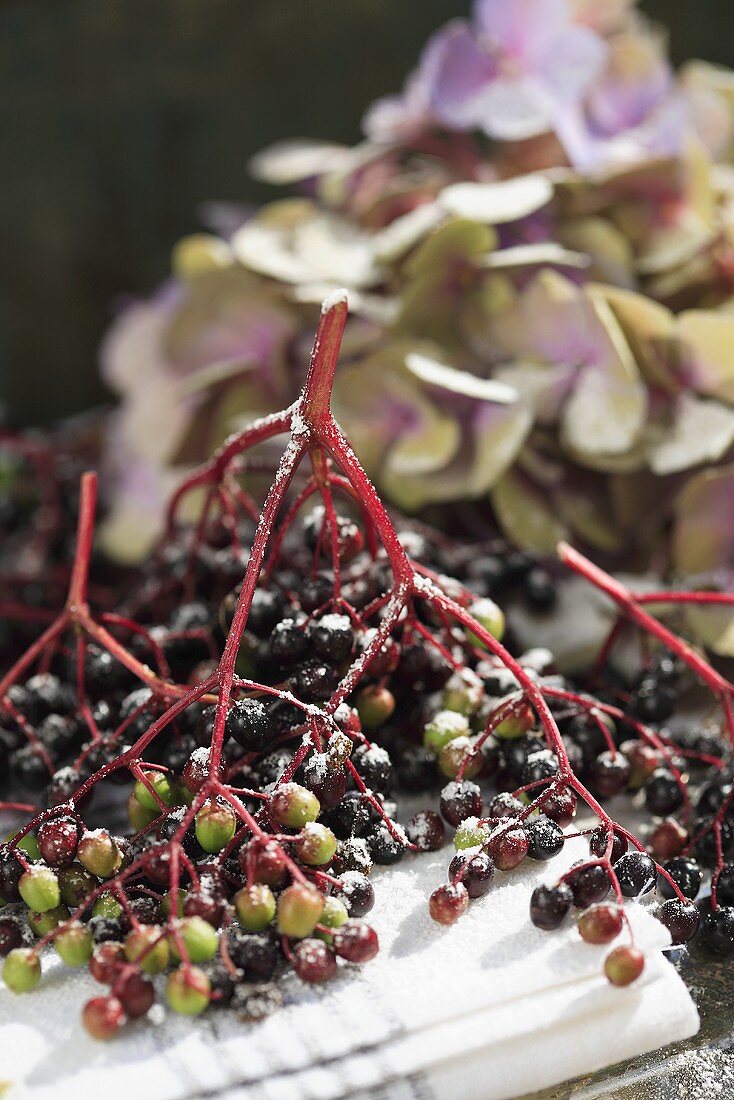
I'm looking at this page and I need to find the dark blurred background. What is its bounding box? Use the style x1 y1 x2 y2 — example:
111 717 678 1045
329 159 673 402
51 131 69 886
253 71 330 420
0 0 729 426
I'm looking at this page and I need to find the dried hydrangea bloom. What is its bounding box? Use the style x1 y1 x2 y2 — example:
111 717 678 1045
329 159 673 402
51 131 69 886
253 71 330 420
98 0 734 577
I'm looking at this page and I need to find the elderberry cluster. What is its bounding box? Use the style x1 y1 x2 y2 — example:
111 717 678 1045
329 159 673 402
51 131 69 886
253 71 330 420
2 297 733 1042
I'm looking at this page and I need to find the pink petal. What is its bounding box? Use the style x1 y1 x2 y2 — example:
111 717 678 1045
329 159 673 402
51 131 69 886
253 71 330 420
540 24 608 103
430 21 498 131
475 0 568 62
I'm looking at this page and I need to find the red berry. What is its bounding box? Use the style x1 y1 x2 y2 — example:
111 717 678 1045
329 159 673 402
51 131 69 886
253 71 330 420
333 921 379 963
82 995 126 1040
543 789 577 827
240 839 289 887
116 972 155 1018
429 883 469 925
292 939 337 983
89 943 126 985
604 945 645 986
578 904 624 944
406 811 445 852
37 817 79 867
648 818 687 861
488 823 529 870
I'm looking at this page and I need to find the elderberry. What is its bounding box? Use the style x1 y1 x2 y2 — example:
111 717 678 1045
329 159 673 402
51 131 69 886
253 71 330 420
702 906 734 956
588 825 627 863
526 817 564 861
715 864 734 906
567 863 611 909
645 769 684 816
656 899 700 945
226 698 277 753
659 856 702 901
445 851 493 899
530 883 573 930
614 851 656 897
227 928 278 981
367 822 405 865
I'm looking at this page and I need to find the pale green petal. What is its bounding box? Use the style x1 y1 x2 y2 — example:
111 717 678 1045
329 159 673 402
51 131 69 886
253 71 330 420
685 604 734 657
490 470 568 554
647 394 734 475
677 309 734 403
248 140 353 185
673 463 734 573
439 176 553 225
561 295 647 459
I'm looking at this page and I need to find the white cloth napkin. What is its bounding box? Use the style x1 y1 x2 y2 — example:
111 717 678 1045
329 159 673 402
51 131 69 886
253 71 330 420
0 833 698 1100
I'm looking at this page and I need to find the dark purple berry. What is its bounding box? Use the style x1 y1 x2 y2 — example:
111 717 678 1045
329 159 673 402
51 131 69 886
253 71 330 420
440 781 482 826
614 851 656 897
449 851 495 898
529 883 573 930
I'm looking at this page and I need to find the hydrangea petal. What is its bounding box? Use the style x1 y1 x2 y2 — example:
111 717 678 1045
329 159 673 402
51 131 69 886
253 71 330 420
405 352 518 404
673 463 734 573
561 295 646 459
539 24 609 106
232 201 381 289
429 21 497 132
100 297 172 393
475 0 568 59
373 203 446 264
648 394 734 475
476 75 555 141
594 285 677 391
685 604 734 657
491 469 568 553
439 175 553 224
493 361 577 425
248 140 353 185
385 399 532 510
677 309 734 403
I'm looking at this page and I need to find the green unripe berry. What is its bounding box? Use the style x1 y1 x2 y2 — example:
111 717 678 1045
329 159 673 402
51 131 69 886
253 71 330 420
92 893 123 920
294 823 337 867
127 792 159 831
423 710 469 754
438 736 482 780
19 866 60 913
3 948 41 993
55 922 93 967
453 818 491 851
124 925 170 975
442 670 484 716
77 831 122 879
133 771 175 812
234 884 276 931
170 916 219 963
277 883 324 938
58 864 96 907
160 889 186 919
355 685 396 731
28 904 69 937
271 783 320 829
166 965 211 1015
495 703 534 740
316 895 349 942
16 833 41 862
604 944 645 987
466 598 505 646
194 799 237 853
